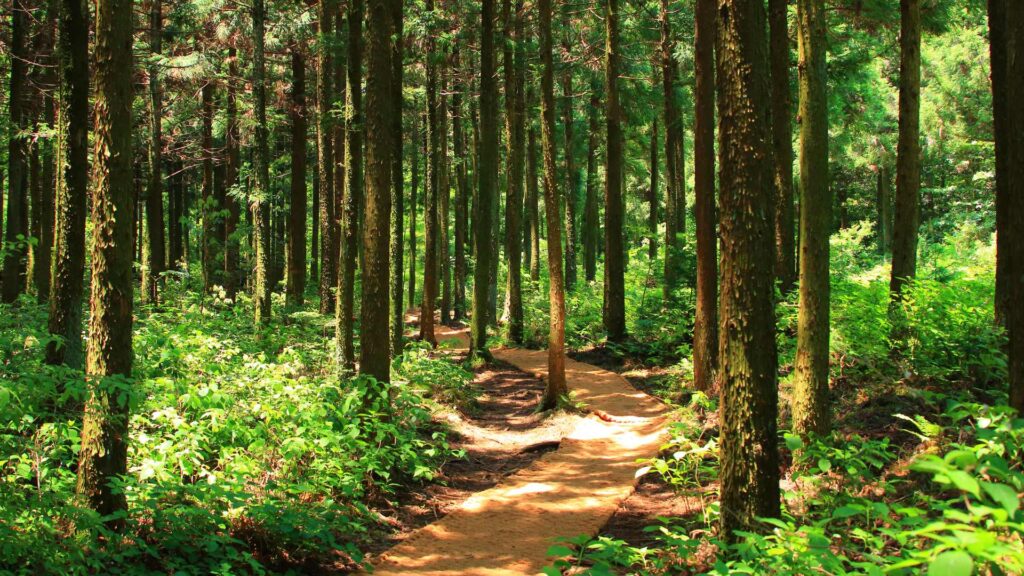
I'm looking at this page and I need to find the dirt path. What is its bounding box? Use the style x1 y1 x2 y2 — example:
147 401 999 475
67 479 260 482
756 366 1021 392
368 322 670 575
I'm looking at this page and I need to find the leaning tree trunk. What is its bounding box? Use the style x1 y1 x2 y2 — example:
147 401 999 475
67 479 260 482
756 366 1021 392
287 50 307 307
77 0 134 528
471 0 498 359
770 0 796 292
792 0 831 438
251 0 273 325
603 0 626 342
716 0 780 540
889 0 921 304
46 0 90 369
361 0 393 382
1 1 29 303
338 0 363 369
539 0 567 409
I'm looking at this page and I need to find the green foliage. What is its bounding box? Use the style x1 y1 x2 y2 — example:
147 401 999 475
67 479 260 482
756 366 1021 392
393 341 479 411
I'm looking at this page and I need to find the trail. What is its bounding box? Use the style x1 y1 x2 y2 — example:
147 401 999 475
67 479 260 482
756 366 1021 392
368 320 670 575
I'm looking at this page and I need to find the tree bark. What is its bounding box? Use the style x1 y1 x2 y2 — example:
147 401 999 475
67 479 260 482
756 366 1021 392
527 85 541 282
770 0 796 292
890 0 921 303
648 119 659 261
251 0 272 325
439 66 452 325
584 80 600 283
224 48 241 300
989 0 1008 325
361 0 393 382
409 112 420 310
503 0 525 343
1004 0 1024 411
539 0 567 409
1 1 29 303
77 0 134 527
287 50 307 307
421 0 439 346
603 0 626 342
661 0 685 299
389 0 405 355
201 80 217 292
792 0 831 437
716 0 780 539
471 0 498 359
46 0 89 369
317 0 337 314
338 0 363 368
453 53 469 321
561 23 578 292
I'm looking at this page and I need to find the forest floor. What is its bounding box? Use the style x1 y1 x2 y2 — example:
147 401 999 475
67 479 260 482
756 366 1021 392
363 321 671 575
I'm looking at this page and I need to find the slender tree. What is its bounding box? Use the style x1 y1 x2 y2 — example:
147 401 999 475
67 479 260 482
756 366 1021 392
716 0 780 539
408 112 420 310
361 0 393 382
769 0 796 292
201 80 217 291
317 0 337 314
389 0 405 356
648 119 659 261
287 50 307 307
503 0 525 344
439 67 452 324
693 0 717 393
889 0 921 304
338 0 364 369
453 54 469 321
46 0 89 368
224 48 241 300
421 0 439 346
471 0 498 359
2 1 29 303
603 0 626 342
792 0 831 437
561 19 578 291
661 0 685 298
583 80 600 282
251 0 272 325
538 0 567 409
1005 0 1024 411
77 0 134 527
527 86 541 282
989 0 1007 325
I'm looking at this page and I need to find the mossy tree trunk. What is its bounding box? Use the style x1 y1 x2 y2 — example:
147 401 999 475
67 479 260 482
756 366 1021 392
770 0 796 293
338 0 363 368
792 0 831 438
503 0 525 344
317 0 337 314
716 0 780 540
251 0 272 326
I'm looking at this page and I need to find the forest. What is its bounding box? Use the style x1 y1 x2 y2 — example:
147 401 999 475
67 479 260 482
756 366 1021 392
0 0 1022 573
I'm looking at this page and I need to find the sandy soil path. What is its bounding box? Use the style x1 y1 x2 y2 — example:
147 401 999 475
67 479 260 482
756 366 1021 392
368 323 670 575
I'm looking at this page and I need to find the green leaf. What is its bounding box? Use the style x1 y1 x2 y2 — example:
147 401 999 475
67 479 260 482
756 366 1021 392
547 544 574 558
981 482 1019 515
946 470 980 497
784 433 805 451
927 551 973 576
818 458 833 473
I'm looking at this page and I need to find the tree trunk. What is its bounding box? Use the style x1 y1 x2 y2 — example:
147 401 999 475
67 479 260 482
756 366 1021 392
539 0 567 409
287 50 307 307
251 0 272 325
716 0 780 539
770 0 796 292
311 161 319 282
421 0 439 346
876 157 892 254
792 0 831 437
471 0 498 359
2 1 29 303
338 0 363 368
503 0 525 343
361 0 393 382
453 53 468 321
1004 0 1024 411
225 48 241 300
890 0 921 303
693 0 717 394
989 0 1008 325
389 0 404 355
584 80 600 282
561 27 578 292
603 0 626 342
201 80 217 292
33 10 56 304
409 112 420 310
76 0 134 528
648 119 658 261
439 67 452 325
46 0 89 368
527 85 541 282
317 0 337 314
661 0 685 299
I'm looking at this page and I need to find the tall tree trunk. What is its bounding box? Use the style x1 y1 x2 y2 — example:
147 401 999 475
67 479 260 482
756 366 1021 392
876 156 892 254
527 85 541 282
648 119 658 261
317 0 336 314
889 0 921 303
77 0 134 527
453 54 468 321
716 0 780 539
603 0 626 342
201 80 217 292
561 27 578 291
989 0 1008 325
1 1 29 303
503 0 524 343
251 0 272 325
471 0 498 359
770 0 796 292
693 0 717 393
584 80 600 282
287 50 307 307
439 67 452 325
338 0 363 368
224 48 241 300
408 112 420 310
1004 0 1024 411
33 8 56 304
389 0 405 355
361 0 393 382
538 0 567 409
46 0 89 368
311 161 319 281
792 0 831 437
420 0 439 346
661 0 685 299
